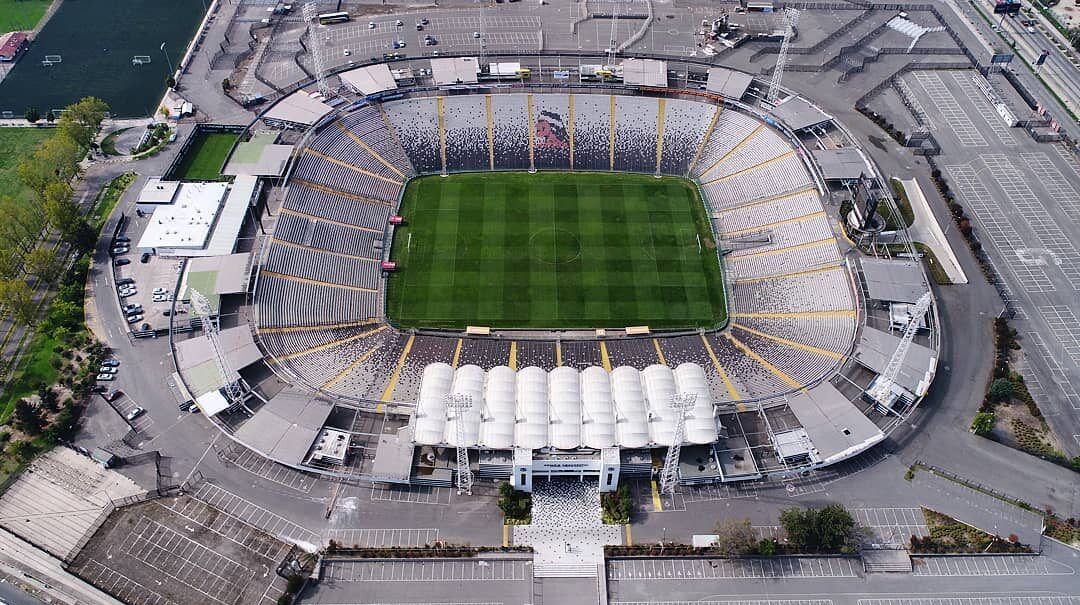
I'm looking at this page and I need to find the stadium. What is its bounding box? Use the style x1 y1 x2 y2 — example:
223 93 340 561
175 58 939 494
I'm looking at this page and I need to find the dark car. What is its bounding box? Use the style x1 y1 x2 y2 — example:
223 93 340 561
114 236 130 243
91 385 108 394
116 277 135 286
103 390 122 402
140 252 151 263
114 258 130 267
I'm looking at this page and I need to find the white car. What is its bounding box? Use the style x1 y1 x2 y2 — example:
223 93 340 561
152 287 168 295
368 21 375 29
395 19 403 26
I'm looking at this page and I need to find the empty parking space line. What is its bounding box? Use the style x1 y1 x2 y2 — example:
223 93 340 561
911 556 1076 576
370 484 451 506
81 559 180 605
912 72 987 148
950 72 1017 146
194 483 322 545
615 601 832 605
219 445 314 493
325 527 440 548
947 163 1056 292
607 557 860 580
1019 152 1080 224
323 559 530 582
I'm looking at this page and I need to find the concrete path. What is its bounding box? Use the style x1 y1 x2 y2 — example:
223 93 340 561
901 177 968 284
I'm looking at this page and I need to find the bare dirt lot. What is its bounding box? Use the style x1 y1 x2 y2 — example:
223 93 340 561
69 495 293 605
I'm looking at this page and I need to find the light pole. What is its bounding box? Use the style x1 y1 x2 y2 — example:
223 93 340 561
160 42 174 77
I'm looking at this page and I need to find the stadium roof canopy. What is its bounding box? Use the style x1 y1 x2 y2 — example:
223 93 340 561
621 58 667 87
412 363 719 450
431 57 480 85
180 252 251 314
340 64 398 95
234 388 334 465
137 177 259 257
223 132 293 177
705 67 754 98
175 325 262 397
786 382 885 464
813 148 871 181
263 91 334 127
860 258 928 303
853 327 937 397
770 96 832 131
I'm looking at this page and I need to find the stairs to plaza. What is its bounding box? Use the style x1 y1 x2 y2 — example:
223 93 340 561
533 563 598 578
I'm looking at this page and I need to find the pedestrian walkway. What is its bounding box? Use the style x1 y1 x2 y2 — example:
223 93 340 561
511 479 622 578
900 178 967 284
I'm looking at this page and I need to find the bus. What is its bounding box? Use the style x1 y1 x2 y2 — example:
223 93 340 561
318 11 350 24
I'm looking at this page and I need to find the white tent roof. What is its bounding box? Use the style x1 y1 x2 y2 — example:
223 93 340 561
548 367 582 450
580 367 617 448
445 365 484 447
675 363 719 444
413 362 452 445
411 362 721 451
611 367 650 449
642 365 678 445
515 366 549 450
481 366 516 449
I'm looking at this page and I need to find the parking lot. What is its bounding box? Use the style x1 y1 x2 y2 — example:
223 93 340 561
370 483 452 506
322 558 530 582
194 482 323 546
219 444 315 493
68 496 291 605
325 527 440 548
901 67 1080 456
607 557 862 580
911 555 1076 576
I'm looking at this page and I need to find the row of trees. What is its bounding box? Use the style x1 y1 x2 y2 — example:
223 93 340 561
0 97 109 327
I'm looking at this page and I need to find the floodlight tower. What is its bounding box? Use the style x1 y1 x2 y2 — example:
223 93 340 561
446 393 474 495
607 0 620 65
866 291 933 409
766 8 800 105
659 393 697 495
190 289 245 412
303 2 331 96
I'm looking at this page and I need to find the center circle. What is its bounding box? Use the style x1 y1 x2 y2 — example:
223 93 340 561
529 228 582 264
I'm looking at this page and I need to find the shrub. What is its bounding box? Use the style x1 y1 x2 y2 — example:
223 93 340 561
971 411 995 436
600 483 632 525
990 377 1014 402
779 503 856 553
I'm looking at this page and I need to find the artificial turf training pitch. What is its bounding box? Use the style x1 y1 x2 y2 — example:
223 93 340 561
385 172 727 330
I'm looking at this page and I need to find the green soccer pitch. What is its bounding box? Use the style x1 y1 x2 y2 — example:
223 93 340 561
384 172 727 330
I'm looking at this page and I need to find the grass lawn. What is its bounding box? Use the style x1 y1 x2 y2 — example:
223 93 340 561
385 172 727 330
0 0 51 33
171 131 237 181
0 127 50 205
0 333 57 424
90 172 136 230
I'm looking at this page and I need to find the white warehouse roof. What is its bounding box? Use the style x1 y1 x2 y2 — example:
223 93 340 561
411 363 719 450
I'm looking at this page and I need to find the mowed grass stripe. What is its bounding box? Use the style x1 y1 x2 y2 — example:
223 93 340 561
385 172 727 330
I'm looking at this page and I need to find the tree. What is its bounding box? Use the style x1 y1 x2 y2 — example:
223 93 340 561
166 75 176 89
16 134 81 197
971 411 995 436
496 482 532 522
779 504 856 553
24 107 40 124
13 399 43 435
990 377 1014 403
0 278 36 326
7 440 37 463
41 181 95 250
25 246 64 283
57 97 109 148
712 517 756 555
222 78 231 91
44 110 55 124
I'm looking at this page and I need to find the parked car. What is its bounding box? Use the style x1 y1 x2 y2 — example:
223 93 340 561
424 35 436 45
102 359 120 367
91 385 108 394
415 22 423 30
114 236 130 243
119 290 138 298
96 373 115 381
473 31 481 38
126 314 143 323
123 304 142 313
420 17 429 25
116 277 135 286
140 323 151 332
103 390 122 402
114 258 130 267
162 310 172 317
368 21 376 28
178 400 194 411
140 252 151 263
125 407 145 421
111 246 129 255
153 294 167 302
152 287 167 295
98 366 118 374
395 19 403 25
